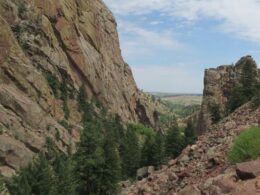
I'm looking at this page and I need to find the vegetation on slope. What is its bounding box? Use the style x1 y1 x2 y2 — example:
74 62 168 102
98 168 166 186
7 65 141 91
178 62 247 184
227 61 260 114
6 85 198 194
228 127 260 164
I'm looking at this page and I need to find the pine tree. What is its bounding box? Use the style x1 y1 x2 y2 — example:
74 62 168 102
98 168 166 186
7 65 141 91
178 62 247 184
210 104 221 123
0 178 4 193
241 61 258 99
141 134 156 167
120 127 141 179
7 138 76 195
78 85 87 111
184 119 196 145
165 125 184 158
99 129 121 195
153 132 166 166
7 171 32 195
227 86 247 113
227 61 258 113
53 154 77 195
141 132 165 167
252 82 260 108
7 152 57 195
74 122 105 195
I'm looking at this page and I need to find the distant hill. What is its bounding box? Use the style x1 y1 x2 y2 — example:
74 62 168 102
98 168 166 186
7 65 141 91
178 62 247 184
147 92 202 98
147 92 202 106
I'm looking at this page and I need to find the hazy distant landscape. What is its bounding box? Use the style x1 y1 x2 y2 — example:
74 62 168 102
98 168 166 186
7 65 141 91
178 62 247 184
148 92 202 106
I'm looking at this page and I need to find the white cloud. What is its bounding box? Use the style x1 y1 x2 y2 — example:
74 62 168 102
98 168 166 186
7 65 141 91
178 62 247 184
104 0 171 15
117 20 182 59
150 21 163 25
132 65 203 93
103 0 260 93
104 0 260 43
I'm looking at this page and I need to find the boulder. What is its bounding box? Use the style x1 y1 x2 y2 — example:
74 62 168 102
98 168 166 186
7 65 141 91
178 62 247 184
177 185 201 195
236 159 260 180
137 167 149 181
179 155 190 164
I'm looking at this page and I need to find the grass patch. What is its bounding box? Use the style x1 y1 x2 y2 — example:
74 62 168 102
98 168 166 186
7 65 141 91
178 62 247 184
228 127 260 164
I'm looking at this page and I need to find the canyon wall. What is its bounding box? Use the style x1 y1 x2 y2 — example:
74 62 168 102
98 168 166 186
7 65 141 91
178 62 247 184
197 55 260 132
0 0 159 177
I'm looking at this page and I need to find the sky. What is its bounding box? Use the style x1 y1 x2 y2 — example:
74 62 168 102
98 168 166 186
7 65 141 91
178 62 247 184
103 0 260 94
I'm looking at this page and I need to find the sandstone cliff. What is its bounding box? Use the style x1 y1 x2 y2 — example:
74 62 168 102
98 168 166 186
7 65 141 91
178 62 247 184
197 56 260 133
0 0 159 177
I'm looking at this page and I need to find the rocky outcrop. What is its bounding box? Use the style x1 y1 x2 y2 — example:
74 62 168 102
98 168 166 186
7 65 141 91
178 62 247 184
0 0 159 176
123 104 260 194
236 159 260 180
197 56 260 133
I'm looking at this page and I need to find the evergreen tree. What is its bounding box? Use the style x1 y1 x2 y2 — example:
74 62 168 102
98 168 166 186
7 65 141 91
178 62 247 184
140 134 156 167
74 122 104 195
7 139 76 195
78 85 87 111
153 132 166 166
210 104 221 123
241 61 258 99
227 86 247 113
0 177 4 193
227 61 258 113
165 125 184 158
120 127 140 179
7 170 32 195
53 154 77 195
184 119 196 145
60 79 70 119
99 129 121 195
7 153 57 195
252 82 260 108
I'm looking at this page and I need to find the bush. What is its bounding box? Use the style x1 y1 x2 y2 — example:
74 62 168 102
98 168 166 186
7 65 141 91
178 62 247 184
0 125 3 135
0 177 4 193
45 73 60 98
59 120 72 133
252 83 260 109
228 127 260 164
226 86 247 113
210 103 221 124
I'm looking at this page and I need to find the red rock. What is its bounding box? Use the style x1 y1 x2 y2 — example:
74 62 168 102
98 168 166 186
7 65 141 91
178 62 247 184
177 185 201 195
236 159 260 180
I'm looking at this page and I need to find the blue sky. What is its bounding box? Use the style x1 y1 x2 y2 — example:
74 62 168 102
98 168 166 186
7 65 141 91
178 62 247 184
103 0 260 93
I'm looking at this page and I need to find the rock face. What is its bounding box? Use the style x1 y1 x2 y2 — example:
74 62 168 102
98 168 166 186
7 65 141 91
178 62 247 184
123 104 260 195
197 56 260 133
0 0 159 176
236 159 260 180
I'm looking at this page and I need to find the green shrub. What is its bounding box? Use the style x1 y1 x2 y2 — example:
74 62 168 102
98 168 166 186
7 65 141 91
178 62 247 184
0 125 3 135
0 177 4 193
129 123 154 137
55 130 61 141
59 120 72 133
210 103 221 123
226 86 247 113
45 73 60 98
228 127 260 164
18 3 27 17
252 83 260 109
